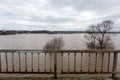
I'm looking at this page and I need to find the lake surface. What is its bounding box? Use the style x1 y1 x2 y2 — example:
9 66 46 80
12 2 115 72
0 33 119 50
0 34 120 75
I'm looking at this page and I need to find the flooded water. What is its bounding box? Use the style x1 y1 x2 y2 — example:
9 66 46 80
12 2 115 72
0 34 120 74
0 33 119 50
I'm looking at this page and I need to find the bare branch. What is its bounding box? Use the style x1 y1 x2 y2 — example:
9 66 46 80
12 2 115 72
84 20 114 50
43 37 64 50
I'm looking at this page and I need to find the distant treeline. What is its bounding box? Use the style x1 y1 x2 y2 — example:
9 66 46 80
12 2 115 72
0 30 120 35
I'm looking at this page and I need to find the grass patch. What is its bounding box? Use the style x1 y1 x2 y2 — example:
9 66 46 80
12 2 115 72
0 77 82 80
0 77 118 80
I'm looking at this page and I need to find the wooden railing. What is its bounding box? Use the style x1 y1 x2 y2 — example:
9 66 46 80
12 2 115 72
0 50 120 79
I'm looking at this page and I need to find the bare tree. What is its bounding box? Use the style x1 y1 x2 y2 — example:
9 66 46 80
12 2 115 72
84 20 114 50
43 37 64 50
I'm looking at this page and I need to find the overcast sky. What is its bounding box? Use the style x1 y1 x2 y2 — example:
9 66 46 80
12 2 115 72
0 0 120 31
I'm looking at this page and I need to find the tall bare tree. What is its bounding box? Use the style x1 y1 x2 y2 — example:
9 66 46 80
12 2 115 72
84 20 114 50
43 37 64 50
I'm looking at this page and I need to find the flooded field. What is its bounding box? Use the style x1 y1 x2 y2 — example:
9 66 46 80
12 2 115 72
0 34 120 76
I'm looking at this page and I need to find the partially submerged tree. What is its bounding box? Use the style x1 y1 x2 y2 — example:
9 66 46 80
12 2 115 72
43 37 64 50
84 20 114 50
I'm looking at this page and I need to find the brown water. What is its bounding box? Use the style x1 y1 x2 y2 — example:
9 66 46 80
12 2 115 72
0 34 120 75
0 34 119 50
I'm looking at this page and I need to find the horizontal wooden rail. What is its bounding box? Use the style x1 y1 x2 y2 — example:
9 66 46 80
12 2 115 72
0 49 120 53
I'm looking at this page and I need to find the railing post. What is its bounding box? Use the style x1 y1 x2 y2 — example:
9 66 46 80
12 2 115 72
0 52 1 72
54 51 57 79
112 52 118 79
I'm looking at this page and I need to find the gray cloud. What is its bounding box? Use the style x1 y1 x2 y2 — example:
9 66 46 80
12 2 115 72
30 15 74 24
0 0 120 30
49 0 120 11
